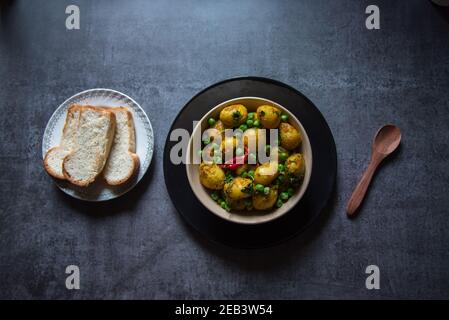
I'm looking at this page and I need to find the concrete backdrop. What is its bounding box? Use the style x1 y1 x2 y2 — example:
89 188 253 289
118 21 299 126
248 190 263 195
0 0 448 299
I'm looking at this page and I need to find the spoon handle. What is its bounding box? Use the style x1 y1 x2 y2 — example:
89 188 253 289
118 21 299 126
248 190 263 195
346 157 381 217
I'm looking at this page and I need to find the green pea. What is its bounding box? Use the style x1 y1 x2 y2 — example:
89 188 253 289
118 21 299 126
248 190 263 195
280 192 289 201
208 117 216 126
203 137 210 145
239 124 248 131
248 153 257 164
280 152 288 162
263 186 270 195
287 187 294 196
255 184 264 192
253 120 260 128
247 112 255 120
241 171 248 178
236 147 244 156
281 114 289 122
211 142 219 150
221 201 231 211
277 175 285 184
247 119 254 127
276 199 283 208
247 170 255 179
278 164 285 172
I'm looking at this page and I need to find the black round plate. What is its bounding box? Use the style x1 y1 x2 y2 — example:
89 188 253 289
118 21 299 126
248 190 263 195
163 77 337 248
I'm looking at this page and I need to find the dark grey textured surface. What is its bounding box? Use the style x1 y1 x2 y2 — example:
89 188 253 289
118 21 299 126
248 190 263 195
0 0 448 299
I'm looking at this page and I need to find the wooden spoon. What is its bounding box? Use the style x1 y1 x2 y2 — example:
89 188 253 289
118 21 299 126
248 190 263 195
346 125 401 217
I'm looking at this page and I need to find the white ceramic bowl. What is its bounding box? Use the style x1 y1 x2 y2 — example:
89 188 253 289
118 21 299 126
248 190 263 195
186 97 312 224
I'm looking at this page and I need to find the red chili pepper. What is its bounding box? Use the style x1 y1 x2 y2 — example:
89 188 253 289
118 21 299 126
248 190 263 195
220 146 248 170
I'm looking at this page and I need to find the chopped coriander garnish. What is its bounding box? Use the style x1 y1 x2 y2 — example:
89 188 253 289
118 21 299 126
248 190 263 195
225 173 234 183
242 183 253 194
211 191 220 201
232 110 241 119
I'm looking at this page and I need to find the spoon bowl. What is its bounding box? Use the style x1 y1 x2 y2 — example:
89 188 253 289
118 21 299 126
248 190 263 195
373 125 402 156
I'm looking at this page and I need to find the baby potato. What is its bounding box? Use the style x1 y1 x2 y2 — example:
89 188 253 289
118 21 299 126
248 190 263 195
279 122 302 150
226 198 248 211
199 162 225 190
257 105 281 129
221 136 236 150
253 187 278 210
210 119 225 137
220 136 237 157
219 104 248 127
254 161 279 185
285 153 305 177
269 146 289 162
223 177 253 200
243 128 265 152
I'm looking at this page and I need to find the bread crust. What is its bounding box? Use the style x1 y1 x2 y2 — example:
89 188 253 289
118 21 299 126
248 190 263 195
103 107 140 186
62 106 116 187
43 147 68 179
43 104 82 179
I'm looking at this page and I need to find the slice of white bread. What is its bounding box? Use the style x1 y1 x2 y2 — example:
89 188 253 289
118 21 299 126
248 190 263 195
103 107 139 185
62 106 116 187
44 104 82 179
